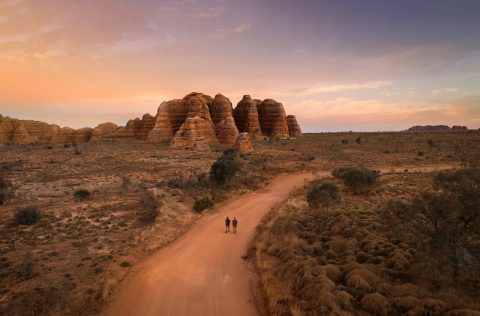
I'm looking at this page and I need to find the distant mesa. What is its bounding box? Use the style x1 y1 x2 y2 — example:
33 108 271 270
407 125 468 132
0 92 302 148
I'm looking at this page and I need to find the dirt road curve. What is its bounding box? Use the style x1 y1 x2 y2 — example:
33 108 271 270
105 165 455 316
105 173 314 316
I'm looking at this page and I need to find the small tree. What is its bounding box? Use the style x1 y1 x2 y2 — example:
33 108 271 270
307 182 339 211
210 149 240 185
138 191 159 224
193 196 214 212
74 189 91 201
15 206 42 226
332 167 380 194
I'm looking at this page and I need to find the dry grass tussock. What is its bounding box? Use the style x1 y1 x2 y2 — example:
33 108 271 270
254 165 480 315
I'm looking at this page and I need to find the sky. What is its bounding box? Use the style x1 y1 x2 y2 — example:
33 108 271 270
1 0 479 132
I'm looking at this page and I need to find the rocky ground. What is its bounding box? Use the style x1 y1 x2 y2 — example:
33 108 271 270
0 130 479 315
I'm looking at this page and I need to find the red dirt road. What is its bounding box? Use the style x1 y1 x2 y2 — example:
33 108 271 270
105 165 455 316
105 173 314 316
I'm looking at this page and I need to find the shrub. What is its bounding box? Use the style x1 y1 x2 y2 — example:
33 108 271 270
332 167 380 194
74 189 91 201
120 261 131 268
341 139 348 144
0 175 9 205
15 206 42 226
307 182 339 211
193 196 214 212
210 149 240 185
138 191 159 224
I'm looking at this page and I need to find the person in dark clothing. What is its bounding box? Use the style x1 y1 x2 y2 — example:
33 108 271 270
232 217 238 233
225 217 231 233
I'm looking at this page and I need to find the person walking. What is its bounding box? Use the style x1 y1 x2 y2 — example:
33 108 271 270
232 217 238 234
225 217 231 233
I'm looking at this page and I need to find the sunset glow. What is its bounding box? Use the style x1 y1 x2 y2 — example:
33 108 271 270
1 0 479 131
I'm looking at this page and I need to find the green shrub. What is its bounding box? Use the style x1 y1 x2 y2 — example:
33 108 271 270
332 167 380 194
193 196 214 212
307 182 340 211
74 189 91 201
15 206 42 226
210 150 240 185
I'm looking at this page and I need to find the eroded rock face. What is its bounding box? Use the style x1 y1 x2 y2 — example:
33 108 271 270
234 132 254 152
286 115 302 138
233 95 261 137
50 127 75 144
73 128 93 143
136 113 156 139
257 99 289 138
183 92 213 107
170 116 216 148
0 118 15 143
113 120 137 138
11 124 34 144
216 116 239 145
147 99 189 142
91 122 118 141
210 94 234 126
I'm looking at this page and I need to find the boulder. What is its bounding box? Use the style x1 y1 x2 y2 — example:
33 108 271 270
286 115 302 137
257 99 289 138
170 116 216 148
234 132 253 152
90 122 118 141
233 95 261 137
216 116 239 145
147 99 189 142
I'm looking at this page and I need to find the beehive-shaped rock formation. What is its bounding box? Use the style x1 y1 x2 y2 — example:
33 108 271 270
234 132 253 152
147 99 189 142
233 95 261 137
91 122 118 141
136 114 155 139
73 128 93 143
170 116 216 148
216 116 239 145
286 115 302 138
257 99 289 138
210 94 234 125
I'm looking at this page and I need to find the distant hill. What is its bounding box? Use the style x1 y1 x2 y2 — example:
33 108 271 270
407 125 467 132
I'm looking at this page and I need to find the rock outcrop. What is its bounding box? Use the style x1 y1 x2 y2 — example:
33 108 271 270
136 114 156 139
171 116 216 148
91 122 118 141
147 99 189 142
11 124 34 144
0 92 302 146
73 128 93 143
233 95 261 137
210 94 234 126
407 125 450 132
407 125 468 132
286 115 302 138
257 99 289 138
234 132 253 152
216 116 239 145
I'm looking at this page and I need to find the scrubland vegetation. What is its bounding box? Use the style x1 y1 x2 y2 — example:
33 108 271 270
0 130 479 314
254 153 480 315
